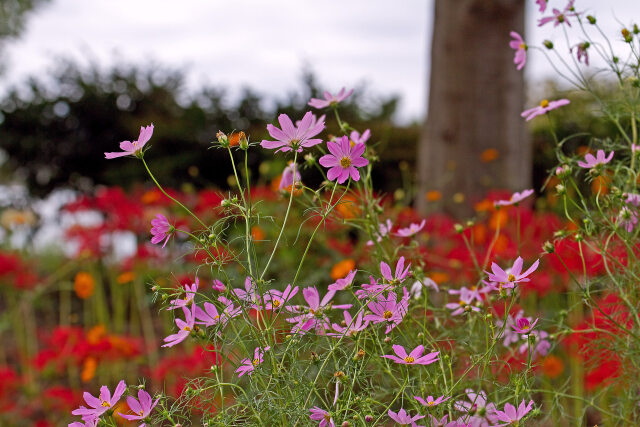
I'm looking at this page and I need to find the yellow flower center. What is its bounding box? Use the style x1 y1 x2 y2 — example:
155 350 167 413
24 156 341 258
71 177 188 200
519 43 526 49
458 300 466 306
101 401 111 408
404 356 415 363
383 310 393 319
427 401 436 406
183 326 191 332
252 358 260 366
139 410 144 416
507 274 516 282
272 299 281 307
540 99 550 108
340 157 352 168
289 138 300 147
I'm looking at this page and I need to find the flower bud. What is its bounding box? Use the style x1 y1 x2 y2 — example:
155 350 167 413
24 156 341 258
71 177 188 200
634 24 640 34
622 28 633 43
238 131 249 150
216 131 229 147
454 223 464 233
555 184 566 195
342 422 350 427
384 336 391 343
587 15 596 25
365 415 374 423
543 40 554 49
543 241 555 254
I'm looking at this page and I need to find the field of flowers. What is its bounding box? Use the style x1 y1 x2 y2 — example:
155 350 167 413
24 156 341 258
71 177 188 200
2 2 640 426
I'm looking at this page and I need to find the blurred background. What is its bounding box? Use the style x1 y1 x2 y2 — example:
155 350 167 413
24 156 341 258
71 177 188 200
1 1 639 425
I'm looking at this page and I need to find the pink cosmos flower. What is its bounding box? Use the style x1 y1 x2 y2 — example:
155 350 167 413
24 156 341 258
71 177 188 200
118 389 159 426
382 344 439 365
69 419 98 427
494 189 534 207
235 346 270 377
415 395 450 408
309 406 335 427
618 206 639 232
167 278 199 310
512 317 539 334
308 87 354 109
487 257 540 289
330 310 369 337
366 219 393 246
319 136 369 184
105 124 154 159
538 0 577 27
410 278 440 299
388 408 425 426
212 279 226 291
263 284 299 311
354 275 391 299
162 305 196 347
521 99 570 121
454 389 498 426
536 0 547 12
518 330 551 357
396 220 426 237
577 149 614 169
572 42 590 65
195 297 241 329
364 290 409 334
350 129 371 145
279 162 302 190
328 269 357 292
71 380 127 420
286 287 352 334
426 414 449 426
233 277 262 310
492 400 534 426
509 32 527 70
496 311 526 347
150 214 173 247
261 111 325 153
445 288 481 316
381 256 411 284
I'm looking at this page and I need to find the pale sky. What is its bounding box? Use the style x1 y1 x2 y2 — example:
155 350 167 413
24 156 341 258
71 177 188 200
2 0 640 123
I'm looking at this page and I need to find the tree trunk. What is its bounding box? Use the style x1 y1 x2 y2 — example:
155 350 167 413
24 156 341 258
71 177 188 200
416 0 528 218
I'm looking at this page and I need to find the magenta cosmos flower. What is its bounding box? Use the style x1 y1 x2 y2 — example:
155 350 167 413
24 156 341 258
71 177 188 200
509 32 527 71
445 288 481 316
195 297 241 329
396 220 426 237
414 395 449 408
279 162 302 190
381 256 411 284
487 256 540 289
236 346 270 377
538 0 577 27
350 129 370 145
71 380 127 420
330 310 369 337
261 111 325 153
308 87 353 109
492 400 534 426
521 99 570 121
454 389 498 425
494 189 534 207
512 317 539 334
309 406 335 427
364 291 409 334
105 124 154 159
572 42 590 66
162 305 196 347
150 213 173 247
577 149 614 169
233 276 262 310
118 389 159 426
328 269 357 292
263 284 299 311
286 287 352 334
167 278 199 310
319 136 368 184
381 344 439 365
536 0 547 12
388 408 425 426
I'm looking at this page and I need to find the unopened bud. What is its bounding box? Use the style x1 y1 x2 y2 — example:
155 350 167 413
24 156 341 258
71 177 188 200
543 40 554 49
216 131 229 147
622 28 633 43
454 223 464 233
587 15 596 25
238 131 249 150
365 415 374 423
543 241 555 254
384 336 391 343
555 184 566 195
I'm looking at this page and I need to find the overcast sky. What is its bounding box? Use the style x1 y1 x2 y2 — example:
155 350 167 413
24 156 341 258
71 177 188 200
2 0 640 122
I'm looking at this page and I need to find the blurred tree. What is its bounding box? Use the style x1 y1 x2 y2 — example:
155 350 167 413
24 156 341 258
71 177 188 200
0 0 51 74
416 0 528 218
0 60 415 196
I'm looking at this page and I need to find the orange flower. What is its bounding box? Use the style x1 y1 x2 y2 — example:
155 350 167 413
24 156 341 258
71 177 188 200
331 259 355 280
74 272 95 299
489 210 508 230
87 324 107 345
591 173 611 195
229 131 246 147
474 199 495 213
480 148 499 163
471 224 488 244
81 357 97 383
425 190 442 202
251 225 266 241
116 271 135 284
141 189 162 204
541 355 564 379
429 271 450 284
335 195 361 219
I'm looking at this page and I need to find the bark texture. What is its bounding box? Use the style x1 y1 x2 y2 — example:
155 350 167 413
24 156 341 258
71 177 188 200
416 0 528 218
